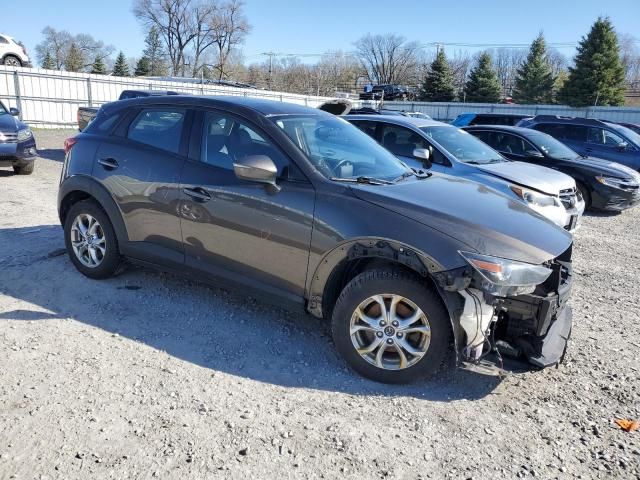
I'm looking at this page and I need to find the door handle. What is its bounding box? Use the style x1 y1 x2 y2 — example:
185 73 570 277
183 187 211 202
98 157 119 170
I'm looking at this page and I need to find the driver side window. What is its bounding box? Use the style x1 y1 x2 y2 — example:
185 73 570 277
379 124 428 158
201 111 290 177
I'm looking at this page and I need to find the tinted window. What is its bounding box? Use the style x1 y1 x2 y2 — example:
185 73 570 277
0 37 8 44
587 127 625 146
127 109 185 154
379 124 430 157
201 111 289 175
489 133 532 155
535 123 587 142
91 111 121 133
350 120 378 140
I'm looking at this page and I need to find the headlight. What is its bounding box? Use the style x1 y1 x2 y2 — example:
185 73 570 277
459 251 552 296
17 128 32 142
595 176 636 190
510 186 558 207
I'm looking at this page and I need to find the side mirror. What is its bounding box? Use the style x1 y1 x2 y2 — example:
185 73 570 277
525 149 544 158
413 148 432 168
233 155 280 192
9 107 19 116
617 141 629 151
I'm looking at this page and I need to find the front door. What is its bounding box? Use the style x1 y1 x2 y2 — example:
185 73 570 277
179 109 315 301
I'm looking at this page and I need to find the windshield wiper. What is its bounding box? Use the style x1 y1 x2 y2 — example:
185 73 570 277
393 169 431 182
330 176 394 185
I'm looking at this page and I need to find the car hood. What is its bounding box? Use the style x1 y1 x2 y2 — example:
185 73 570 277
572 156 640 180
350 173 572 265
475 161 575 194
0 114 20 133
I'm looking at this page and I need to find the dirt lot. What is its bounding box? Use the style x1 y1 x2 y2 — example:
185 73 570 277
1 129 639 480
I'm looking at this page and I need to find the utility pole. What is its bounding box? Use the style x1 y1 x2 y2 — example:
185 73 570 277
262 51 276 90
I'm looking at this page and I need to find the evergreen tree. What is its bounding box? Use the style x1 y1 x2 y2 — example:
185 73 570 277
464 52 502 103
420 50 456 102
41 51 56 70
90 56 107 75
112 52 130 77
135 56 151 76
65 43 84 72
143 26 168 76
559 17 626 107
513 33 555 104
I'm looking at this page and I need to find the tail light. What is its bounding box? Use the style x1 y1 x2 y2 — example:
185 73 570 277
64 137 78 155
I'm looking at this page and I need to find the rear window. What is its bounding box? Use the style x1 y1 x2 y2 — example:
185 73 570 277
127 109 185 154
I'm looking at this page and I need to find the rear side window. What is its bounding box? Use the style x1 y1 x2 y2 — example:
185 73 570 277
0 36 8 44
535 123 587 142
350 120 378 140
127 109 185 154
90 112 121 133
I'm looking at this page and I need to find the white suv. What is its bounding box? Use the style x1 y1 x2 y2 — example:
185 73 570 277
0 34 31 67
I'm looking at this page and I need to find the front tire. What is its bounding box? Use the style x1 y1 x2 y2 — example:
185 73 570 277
331 269 451 384
64 200 122 279
13 162 34 175
2 55 22 67
577 182 591 210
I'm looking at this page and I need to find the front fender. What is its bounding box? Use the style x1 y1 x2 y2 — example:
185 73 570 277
306 237 445 317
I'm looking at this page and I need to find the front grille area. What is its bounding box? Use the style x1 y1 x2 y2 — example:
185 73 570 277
0 131 18 144
559 187 578 209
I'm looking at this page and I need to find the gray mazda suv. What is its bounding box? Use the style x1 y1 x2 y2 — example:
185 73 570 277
58 96 573 383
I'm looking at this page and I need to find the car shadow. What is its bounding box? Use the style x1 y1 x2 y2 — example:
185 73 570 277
37 148 65 163
0 224 505 401
583 209 621 218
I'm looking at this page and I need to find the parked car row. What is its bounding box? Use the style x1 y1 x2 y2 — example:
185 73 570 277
58 95 579 384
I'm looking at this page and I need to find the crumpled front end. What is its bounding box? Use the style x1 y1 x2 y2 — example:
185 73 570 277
435 243 573 370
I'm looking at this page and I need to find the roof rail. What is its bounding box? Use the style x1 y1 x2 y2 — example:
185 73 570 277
530 115 610 127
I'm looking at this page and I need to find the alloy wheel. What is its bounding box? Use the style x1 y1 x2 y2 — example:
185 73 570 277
3 57 20 67
349 294 431 370
70 213 106 268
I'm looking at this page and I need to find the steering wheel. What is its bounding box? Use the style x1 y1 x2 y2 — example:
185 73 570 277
331 159 354 176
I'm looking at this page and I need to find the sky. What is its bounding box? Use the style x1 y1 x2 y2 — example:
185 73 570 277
6 0 640 64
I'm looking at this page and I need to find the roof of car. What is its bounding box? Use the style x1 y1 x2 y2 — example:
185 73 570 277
459 112 531 118
345 114 446 128
462 125 543 136
104 95 330 117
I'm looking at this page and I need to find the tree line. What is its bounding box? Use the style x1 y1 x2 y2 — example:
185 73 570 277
34 8 638 107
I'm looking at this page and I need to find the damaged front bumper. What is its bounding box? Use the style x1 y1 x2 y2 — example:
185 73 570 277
435 244 574 370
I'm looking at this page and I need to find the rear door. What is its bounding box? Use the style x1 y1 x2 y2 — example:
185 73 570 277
179 109 315 301
92 106 189 266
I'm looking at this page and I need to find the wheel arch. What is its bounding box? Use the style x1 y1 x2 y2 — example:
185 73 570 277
307 238 466 361
2 53 22 65
58 176 129 245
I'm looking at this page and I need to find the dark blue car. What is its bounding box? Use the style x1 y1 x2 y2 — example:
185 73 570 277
0 101 36 174
519 116 640 172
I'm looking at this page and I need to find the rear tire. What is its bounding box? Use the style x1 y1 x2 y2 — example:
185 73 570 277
2 55 22 67
331 269 451 384
64 200 122 279
13 162 34 175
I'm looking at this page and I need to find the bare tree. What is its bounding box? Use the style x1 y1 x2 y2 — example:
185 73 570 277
35 27 114 71
209 0 251 80
133 0 201 75
546 48 569 78
448 50 473 97
619 33 640 87
491 48 526 97
353 33 421 85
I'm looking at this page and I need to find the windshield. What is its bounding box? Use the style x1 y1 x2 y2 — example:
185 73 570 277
419 126 504 164
527 132 578 159
271 114 409 181
610 123 640 147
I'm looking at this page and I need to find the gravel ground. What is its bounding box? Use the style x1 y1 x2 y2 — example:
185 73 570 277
0 129 639 480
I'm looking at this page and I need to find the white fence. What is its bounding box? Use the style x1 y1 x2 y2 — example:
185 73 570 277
0 66 334 128
382 100 640 123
